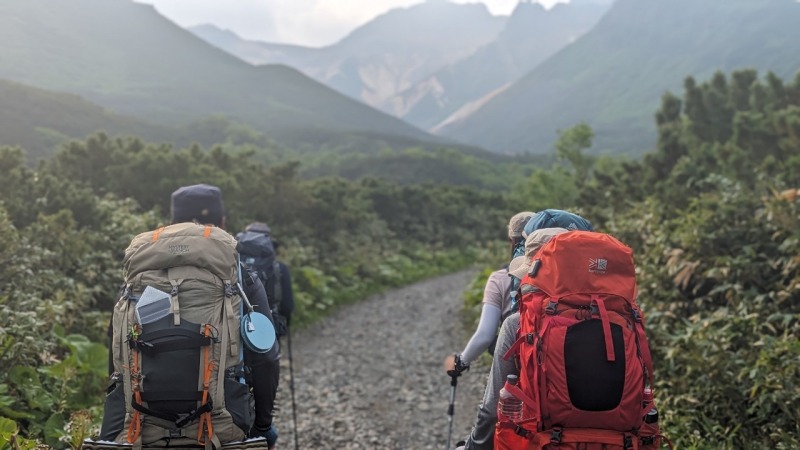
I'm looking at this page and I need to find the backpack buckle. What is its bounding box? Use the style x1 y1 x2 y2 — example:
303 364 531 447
224 282 235 297
550 427 563 445
520 284 541 295
525 333 534 345
545 300 558 315
632 307 642 323
623 434 633 449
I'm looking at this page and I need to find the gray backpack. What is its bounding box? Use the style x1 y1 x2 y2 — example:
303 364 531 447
102 223 253 448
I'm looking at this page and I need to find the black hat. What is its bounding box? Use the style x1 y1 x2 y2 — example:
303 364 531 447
170 184 225 226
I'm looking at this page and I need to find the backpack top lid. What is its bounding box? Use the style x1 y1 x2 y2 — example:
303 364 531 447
508 227 569 280
236 230 276 259
526 231 636 301
123 222 239 282
523 209 594 238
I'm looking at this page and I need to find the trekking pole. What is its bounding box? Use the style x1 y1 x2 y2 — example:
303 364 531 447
287 328 299 450
445 372 459 450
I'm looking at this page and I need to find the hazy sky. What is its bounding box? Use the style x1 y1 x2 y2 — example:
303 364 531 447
135 0 568 47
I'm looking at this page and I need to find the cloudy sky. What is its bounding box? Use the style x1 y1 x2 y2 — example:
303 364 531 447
135 0 568 47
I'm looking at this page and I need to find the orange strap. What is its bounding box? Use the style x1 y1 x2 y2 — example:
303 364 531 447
127 344 143 443
152 227 165 242
197 324 216 444
127 411 141 444
203 225 212 238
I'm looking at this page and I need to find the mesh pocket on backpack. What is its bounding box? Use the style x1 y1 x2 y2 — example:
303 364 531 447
138 315 206 416
224 378 255 434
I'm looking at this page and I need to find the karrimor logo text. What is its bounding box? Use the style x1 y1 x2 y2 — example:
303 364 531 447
589 258 608 274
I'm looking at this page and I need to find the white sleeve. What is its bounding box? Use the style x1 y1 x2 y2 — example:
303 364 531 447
459 303 502 365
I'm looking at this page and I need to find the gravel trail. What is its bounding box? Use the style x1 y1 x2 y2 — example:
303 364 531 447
274 270 490 450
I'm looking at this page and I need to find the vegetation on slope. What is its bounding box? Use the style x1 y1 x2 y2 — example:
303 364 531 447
2 69 799 449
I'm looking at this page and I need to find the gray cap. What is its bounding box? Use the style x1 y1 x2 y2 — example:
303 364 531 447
508 227 569 279
507 211 536 240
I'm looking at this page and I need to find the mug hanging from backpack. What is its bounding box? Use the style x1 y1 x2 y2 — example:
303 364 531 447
237 282 276 354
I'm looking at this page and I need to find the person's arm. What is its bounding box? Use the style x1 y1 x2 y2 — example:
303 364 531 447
445 270 506 374
459 270 507 365
459 304 502 364
462 313 520 450
243 270 280 430
278 262 294 325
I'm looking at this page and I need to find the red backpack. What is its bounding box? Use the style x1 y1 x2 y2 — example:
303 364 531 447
495 231 668 449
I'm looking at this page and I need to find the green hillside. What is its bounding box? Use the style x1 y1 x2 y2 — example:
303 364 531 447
0 76 532 186
0 79 184 162
438 0 800 154
298 146 552 191
0 0 433 148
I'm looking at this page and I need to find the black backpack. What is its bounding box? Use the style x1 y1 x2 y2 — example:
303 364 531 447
235 230 283 316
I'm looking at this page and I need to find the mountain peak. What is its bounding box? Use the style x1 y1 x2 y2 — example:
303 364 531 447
189 24 242 40
512 0 546 14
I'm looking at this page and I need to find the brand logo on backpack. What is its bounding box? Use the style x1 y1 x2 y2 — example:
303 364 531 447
588 257 608 274
168 244 190 255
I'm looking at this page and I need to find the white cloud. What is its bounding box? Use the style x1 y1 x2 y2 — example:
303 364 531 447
136 0 569 47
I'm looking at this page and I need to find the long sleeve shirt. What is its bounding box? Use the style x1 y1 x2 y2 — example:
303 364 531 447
459 269 512 364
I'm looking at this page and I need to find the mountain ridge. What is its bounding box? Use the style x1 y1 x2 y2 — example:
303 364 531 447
189 1 507 114
0 0 436 150
436 0 800 154
394 0 609 129
0 78 182 162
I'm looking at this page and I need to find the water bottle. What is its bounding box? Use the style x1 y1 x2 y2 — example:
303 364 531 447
644 407 659 424
642 385 653 409
498 374 523 421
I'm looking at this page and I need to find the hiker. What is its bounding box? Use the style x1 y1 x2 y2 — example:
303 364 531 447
506 209 595 300
456 229 665 450
443 212 534 376
236 222 295 338
454 227 568 450
99 184 280 449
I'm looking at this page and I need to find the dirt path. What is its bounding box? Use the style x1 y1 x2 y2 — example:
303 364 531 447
274 270 490 449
